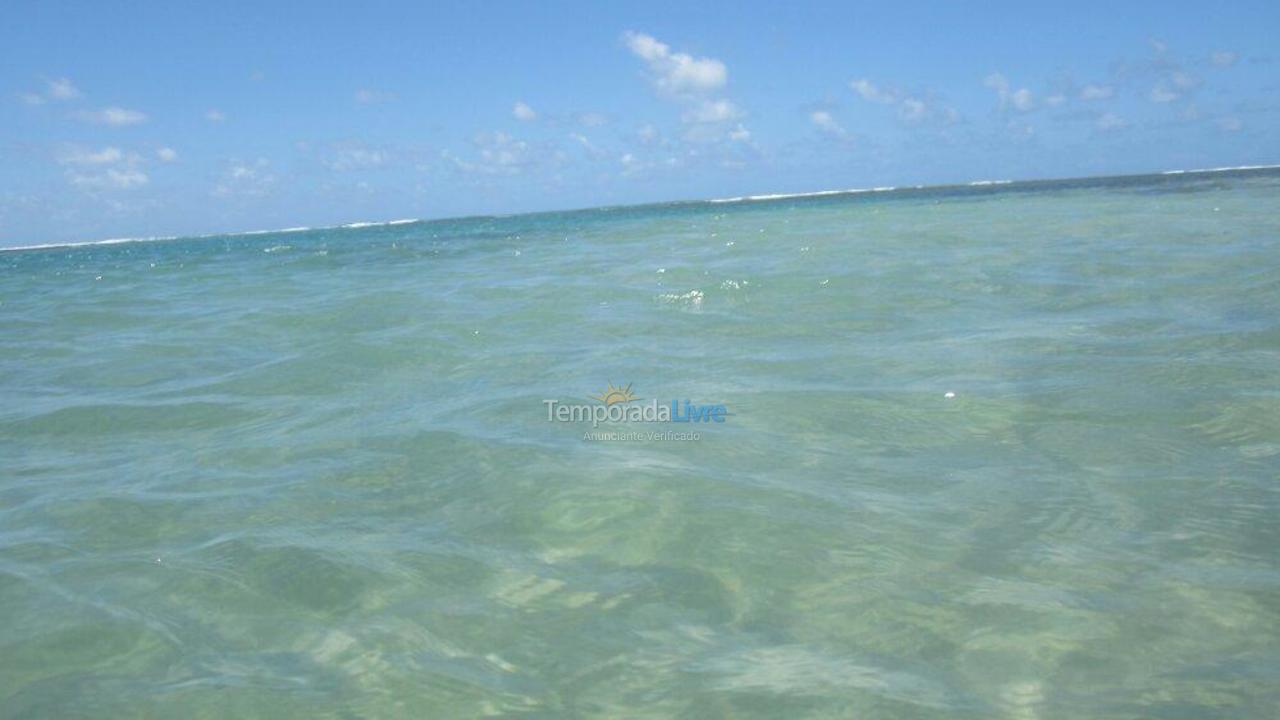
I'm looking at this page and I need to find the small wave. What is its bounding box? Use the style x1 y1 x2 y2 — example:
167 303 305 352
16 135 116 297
968 179 1013 186
658 289 704 307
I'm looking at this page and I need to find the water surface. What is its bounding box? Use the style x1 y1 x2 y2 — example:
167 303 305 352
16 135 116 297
2 170 1279 718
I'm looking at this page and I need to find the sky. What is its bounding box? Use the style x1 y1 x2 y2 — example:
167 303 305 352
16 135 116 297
1 0 1278 247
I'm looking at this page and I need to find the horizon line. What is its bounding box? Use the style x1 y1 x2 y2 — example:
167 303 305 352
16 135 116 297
4 162 1278 254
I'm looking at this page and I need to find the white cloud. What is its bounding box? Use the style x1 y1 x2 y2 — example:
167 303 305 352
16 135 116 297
1148 85 1179 103
621 31 744 143
79 106 148 126
1217 116 1242 132
156 147 178 162
59 146 124 165
1044 94 1067 107
22 77 81 105
214 158 274 197
682 98 741 124
899 98 928 121
57 145 149 190
512 101 537 121
354 88 395 104
575 112 607 127
985 73 1034 112
850 79 897 104
569 132 606 159
47 77 80 100
623 31 727 95
810 110 846 137
322 142 388 171
1010 88 1035 111
1210 50 1238 68
447 131 540 176
636 124 660 145
1096 112 1128 131
851 79 957 126
69 167 148 190
1079 84 1113 100
986 74 1033 111
206 109 227 123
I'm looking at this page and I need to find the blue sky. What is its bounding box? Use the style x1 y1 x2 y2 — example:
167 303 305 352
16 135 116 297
2 1 1277 246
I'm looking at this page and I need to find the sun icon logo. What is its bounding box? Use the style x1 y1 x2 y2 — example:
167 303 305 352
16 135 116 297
593 382 638 406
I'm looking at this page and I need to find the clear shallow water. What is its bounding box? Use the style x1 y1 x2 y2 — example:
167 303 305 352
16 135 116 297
1 170 1279 718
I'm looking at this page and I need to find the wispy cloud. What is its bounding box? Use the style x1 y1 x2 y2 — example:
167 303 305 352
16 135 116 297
56 145 148 190
1148 71 1198 104
1096 112 1129 131
20 76 81 105
46 77 80 100
850 79 958 125
58 146 125 165
1210 50 1238 68
354 88 396 104
809 110 849 140
206 109 227 123
682 98 741 124
69 168 148 190
320 141 389 171
78 106 148 126
985 73 1035 111
446 131 544 176
569 132 606 160
156 147 178 162
1079 84 1114 100
850 79 897 104
214 159 274 198
1216 116 1242 132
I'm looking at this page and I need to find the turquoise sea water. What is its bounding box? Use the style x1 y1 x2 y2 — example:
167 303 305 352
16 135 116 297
2 169 1279 718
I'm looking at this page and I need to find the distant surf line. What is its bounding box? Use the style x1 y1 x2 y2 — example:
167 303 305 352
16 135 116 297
5 163 1279 253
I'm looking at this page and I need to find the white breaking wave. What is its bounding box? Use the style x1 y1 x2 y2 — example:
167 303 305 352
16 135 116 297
1162 164 1280 175
703 164 1279 207
1 235 180 253
236 226 313 236
708 186 897 204
1 217 423 253
342 218 419 229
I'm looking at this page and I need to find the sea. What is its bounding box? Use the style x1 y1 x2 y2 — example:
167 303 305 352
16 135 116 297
2 168 1278 718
